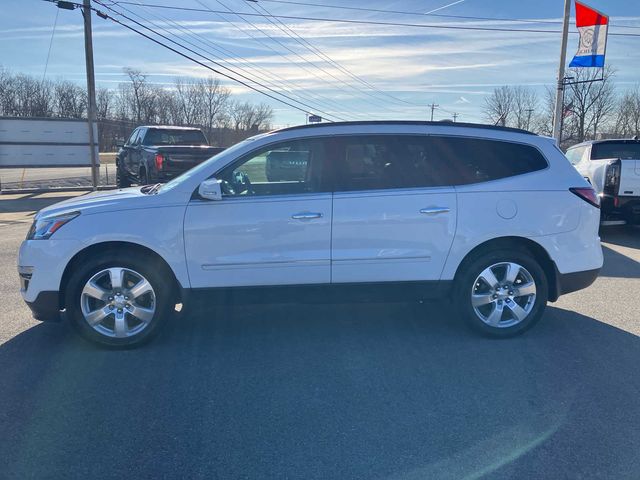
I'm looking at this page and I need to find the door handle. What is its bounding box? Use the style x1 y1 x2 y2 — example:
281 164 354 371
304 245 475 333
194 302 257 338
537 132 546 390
420 207 450 215
291 212 323 220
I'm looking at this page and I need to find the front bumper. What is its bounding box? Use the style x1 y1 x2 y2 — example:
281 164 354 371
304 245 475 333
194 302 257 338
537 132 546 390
25 291 63 322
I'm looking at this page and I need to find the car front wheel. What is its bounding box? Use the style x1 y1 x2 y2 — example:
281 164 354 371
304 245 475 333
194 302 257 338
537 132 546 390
65 251 174 348
454 249 548 337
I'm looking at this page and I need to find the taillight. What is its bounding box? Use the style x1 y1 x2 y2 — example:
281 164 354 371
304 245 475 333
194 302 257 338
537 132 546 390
155 153 164 171
570 187 600 209
603 159 620 195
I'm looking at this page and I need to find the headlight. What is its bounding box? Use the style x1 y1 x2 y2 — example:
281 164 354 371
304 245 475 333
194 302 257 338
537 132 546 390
26 211 80 240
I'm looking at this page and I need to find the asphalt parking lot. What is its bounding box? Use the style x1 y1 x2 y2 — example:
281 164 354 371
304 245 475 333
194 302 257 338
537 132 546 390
0 193 639 479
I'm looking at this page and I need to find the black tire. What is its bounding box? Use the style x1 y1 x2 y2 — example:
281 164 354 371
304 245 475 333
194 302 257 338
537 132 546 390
65 250 175 348
116 162 131 188
453 248 548 337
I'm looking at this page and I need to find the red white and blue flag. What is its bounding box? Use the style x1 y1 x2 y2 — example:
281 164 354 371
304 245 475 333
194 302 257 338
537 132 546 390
569 1 608 68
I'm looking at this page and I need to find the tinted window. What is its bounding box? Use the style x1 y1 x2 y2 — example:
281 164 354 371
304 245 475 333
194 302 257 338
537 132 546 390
591 142 640 160
430 136 547 185
334 135 454 191
217 138 329 197
144 129 207 146
333 135 547 192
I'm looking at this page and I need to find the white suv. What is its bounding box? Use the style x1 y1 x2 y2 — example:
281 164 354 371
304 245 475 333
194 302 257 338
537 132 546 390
18 121 603 347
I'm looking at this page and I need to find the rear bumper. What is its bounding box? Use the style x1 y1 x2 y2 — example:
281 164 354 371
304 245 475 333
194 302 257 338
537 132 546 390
554 267 600 299
25 291 62 322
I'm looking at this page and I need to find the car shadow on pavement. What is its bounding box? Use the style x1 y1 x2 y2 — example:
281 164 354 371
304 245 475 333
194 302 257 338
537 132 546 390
599 225 640 250
600 244 640 278
0 302 639 479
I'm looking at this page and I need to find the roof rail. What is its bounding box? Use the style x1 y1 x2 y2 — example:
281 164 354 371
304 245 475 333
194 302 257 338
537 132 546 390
273 120 536 136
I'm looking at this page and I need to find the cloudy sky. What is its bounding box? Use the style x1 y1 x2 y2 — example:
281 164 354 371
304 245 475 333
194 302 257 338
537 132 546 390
2 0 639 126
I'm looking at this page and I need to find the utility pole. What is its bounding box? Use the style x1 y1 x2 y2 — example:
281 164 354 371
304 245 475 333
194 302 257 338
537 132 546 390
429 102 439 122
452 113 458 123
82 0 99 190
552 0 571 145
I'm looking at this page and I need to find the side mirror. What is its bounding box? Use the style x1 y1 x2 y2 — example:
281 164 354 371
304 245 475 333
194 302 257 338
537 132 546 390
198 178 223 201
116 143 124 149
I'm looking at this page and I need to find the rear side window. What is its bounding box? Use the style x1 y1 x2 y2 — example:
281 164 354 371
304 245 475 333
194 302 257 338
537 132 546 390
430 136 547 185
333 135 548 192
334 135 454 192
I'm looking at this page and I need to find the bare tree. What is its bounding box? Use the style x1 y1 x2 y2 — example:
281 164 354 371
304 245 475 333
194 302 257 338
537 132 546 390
484 86 514 126
614 87 640 138
565 66 616 142
122 68 157 123
95 87 113 121
196 76 230 143
512 86 537 130
53 80 86 118
173 78 201 125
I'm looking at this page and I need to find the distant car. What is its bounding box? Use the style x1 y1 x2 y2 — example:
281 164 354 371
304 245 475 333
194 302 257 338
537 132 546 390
566 138 640 225
116 126 225 187
19 121 602 347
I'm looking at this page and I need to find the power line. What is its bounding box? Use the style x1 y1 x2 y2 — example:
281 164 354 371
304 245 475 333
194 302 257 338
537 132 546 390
42 7 60 82
197 0 409 114
110 1 640 37
120 0 359 120
85 1 345 120
247 0 424 107
250 0 640 31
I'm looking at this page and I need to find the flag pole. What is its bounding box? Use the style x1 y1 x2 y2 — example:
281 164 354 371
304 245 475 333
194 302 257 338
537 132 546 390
553 0 572 145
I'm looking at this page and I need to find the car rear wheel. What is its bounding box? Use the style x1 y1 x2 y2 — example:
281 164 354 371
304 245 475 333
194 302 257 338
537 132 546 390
454 249 548 337
65 251 174 348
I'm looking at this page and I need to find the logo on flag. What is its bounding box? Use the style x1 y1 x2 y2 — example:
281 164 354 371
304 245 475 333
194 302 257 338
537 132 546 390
569 1 608 68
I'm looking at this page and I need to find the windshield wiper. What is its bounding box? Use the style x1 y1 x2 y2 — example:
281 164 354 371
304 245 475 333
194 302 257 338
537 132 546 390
142 183 162 195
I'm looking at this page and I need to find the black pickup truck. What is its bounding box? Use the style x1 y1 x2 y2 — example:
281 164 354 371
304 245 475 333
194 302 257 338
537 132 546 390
115 126 225 187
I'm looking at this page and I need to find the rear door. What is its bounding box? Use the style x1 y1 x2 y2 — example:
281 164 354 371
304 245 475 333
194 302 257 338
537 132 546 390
330 135 457 283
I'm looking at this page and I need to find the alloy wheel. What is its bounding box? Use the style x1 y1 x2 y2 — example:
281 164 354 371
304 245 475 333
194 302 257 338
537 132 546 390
80 267 156 338
471 262 537 328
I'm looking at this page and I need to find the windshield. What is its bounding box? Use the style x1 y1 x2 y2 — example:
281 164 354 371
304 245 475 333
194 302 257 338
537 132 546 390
143 128 208 146
591 142 640 160
160 137 259 192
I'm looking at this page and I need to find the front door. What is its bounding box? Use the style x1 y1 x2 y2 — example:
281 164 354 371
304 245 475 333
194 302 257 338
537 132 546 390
184 137 333 288
330 135 457 283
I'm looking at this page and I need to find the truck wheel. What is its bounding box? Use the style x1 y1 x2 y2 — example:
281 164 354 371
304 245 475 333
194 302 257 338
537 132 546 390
65 250 175 348
116 162 131 188
454 249 548 337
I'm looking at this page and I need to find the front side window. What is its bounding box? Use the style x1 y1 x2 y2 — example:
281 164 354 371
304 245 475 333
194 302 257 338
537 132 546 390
217 138 330 197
